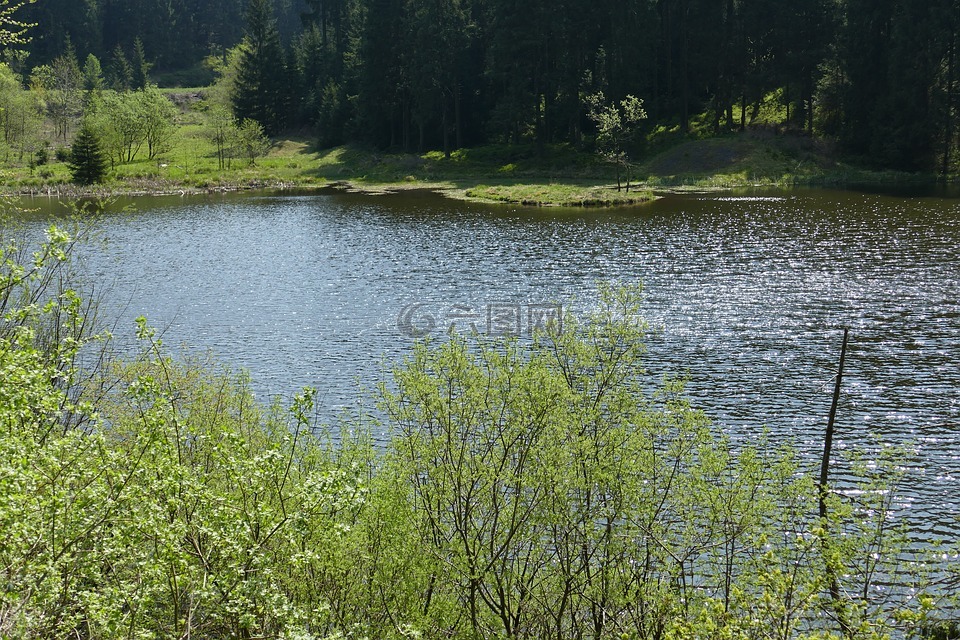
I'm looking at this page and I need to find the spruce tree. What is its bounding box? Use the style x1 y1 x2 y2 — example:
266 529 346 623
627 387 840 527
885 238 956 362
132 37 151 90
356 0 405 147
82 54 105 93
232 0 288 135
108 44 133 91
67 122 108 185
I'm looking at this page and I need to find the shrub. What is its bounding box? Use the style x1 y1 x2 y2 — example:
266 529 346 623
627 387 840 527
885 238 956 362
0 222 944 640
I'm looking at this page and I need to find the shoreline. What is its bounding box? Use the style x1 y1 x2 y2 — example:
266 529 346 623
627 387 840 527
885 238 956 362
5 177 662 208
3 133 952 207
5 171 951 208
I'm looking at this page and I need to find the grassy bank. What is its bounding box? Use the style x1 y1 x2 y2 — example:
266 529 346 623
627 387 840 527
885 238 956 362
0 94 937 205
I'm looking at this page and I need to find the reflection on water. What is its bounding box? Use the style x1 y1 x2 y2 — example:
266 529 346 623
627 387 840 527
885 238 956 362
13 187 960 536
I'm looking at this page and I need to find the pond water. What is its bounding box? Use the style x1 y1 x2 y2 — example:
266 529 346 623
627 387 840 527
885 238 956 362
13 186 960 538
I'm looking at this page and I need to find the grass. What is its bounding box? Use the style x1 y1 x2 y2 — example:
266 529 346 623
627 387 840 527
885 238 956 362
0 92 939 206
460 183 654 207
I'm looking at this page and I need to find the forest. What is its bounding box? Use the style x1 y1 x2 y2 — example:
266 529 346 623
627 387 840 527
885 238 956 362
7 0 960 173
4 3 960 638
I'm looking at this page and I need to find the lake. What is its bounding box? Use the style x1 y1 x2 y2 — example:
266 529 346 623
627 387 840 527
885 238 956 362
13 186 960 538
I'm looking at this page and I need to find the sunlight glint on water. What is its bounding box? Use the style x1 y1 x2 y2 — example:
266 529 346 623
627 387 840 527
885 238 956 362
18 186 960 538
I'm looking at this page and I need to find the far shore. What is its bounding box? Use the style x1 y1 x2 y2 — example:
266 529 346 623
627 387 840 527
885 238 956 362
2 131 947 208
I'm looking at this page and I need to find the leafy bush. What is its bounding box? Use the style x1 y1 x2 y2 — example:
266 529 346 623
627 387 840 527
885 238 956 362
0 213 955 639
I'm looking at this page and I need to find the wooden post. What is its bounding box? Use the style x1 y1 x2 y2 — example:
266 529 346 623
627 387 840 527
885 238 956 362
818 327 853 638
819 327 849 517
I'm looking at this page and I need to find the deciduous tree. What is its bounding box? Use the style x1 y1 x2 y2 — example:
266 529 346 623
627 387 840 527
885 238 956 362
139 85 178 159
0 0 36 46
585 91 647 191
0 61 41 162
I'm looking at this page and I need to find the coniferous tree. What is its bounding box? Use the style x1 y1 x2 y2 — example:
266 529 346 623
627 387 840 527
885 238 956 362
9 0 960 171
232 0 288 135
67 121 108 184
484 0 552 145
108 44 132 91
82 53 104 93
294 0 361 142
404 0 469 155
131 36 150 89
934 0 960 174
878 0 947 170
356 0 406 147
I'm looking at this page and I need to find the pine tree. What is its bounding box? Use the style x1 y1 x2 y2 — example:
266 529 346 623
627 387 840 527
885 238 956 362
357 0 407 147
67 122 108 185
131 37 151 90
404 0 469 155
232 0 288 135
82 53 104 93
108 44 133 91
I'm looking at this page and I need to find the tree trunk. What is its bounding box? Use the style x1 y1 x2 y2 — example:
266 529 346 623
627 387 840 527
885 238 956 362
818 327 855 640
454 82 462 150
680 3 690 133
785 83 791 127
442 98 450 159
943 31 956 176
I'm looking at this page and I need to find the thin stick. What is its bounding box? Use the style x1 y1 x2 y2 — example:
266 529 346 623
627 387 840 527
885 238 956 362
819 327 849 517
818 327 853 638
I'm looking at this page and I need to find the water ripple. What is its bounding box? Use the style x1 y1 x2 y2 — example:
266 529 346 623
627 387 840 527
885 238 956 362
14 187 960 537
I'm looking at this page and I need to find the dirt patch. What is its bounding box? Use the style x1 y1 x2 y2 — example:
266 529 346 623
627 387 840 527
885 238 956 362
165 91 204 112
642 138 753 176
640 131 837 180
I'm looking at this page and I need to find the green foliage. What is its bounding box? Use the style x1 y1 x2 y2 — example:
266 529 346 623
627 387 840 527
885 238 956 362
0 218 375 637
31 45 83 141
586 92 648 191
0 219 954 638
206 108 270 168
107 44 132 92
86 87 178 164
231 0 289 135
0 61 42 163
131 37 150 90
235 117 270 165
81 53 104 93
66 121 107 184
381 283 938 640
87 91 143 164
7 0 960 172
207 105 235 169
0 0 36 46
139 85 178 159
204 45 245 111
